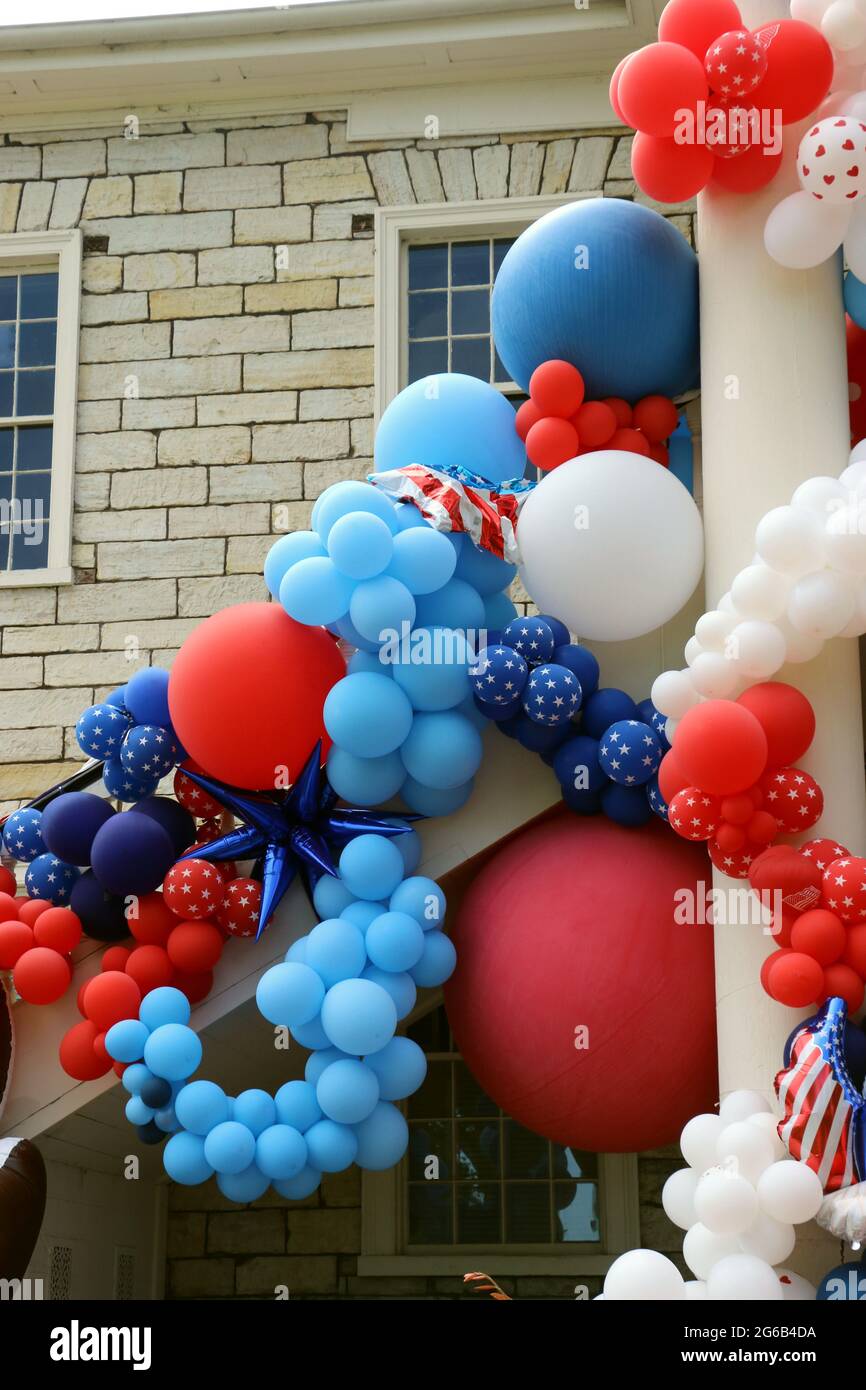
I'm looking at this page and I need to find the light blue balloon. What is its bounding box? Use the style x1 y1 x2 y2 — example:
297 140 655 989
334 613 381 654
304 1045 350 1087
105 1018 149 1064
304 1118 358 1173
273 1166 322 1200
291 1014 331 1050
364 1037 428 1100
320 978 397 1056
389 875 446 931
255 1124 308 1180
312 875 355 920
204 1120 256 1175
217 1164 271 1203
361 965 416 1020
279 556 354 627
386 527 457 595
305 918 367 987
122 1062 153 1095
233 1089 277 1137
400 711 482 789
125 1095 154 1126
352 1101 409 1171
326 746 406 806
414 578 485 633
454 541 517 596
391 626 473 712
143 1023 202 1082
139 986 190 1030
846 270 866 330
339 834 404 901
256 961 325 1027
365 911 425 972
457 693 489 732
163 1131 214 1186
324 672 413 758
393 503 427 531
400 776 474 817
349 576 416 644
374 373 527 487
347 650 384 675
285 936 308 964
327 510 394 580
274 1079 322 1133
483 592 519 632
313 480 399 543
410 931 457 987
175 1080 231 1136
394 827 421 875
340 900 384 931
317 1059 380 1125
264 530 325 598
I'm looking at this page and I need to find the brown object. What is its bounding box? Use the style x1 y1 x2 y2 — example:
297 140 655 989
0 1136 46 1280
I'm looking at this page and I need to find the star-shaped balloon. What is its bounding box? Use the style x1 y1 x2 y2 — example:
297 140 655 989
178 743 418 939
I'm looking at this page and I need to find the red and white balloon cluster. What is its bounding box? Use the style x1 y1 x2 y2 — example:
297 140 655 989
652 446 866 732
600 1090 822 1301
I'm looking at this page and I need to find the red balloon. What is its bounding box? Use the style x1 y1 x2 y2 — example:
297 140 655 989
753 19 833 125
528 360 585 418
822 855 866 923
603 397 633 428
101 945 131 973
16 898 50 927
0 865 16 897
0 892 20 924
33 907 82 956
708 836 764 879
216 877 263 938
668 787 721 841
618 42 709 137
515 399 543 442
761 945 788 993
163 859 223 921
765 950 823 1007
821 963 864 1013
848 316 866 444
658 0 744 60
13 948 71 1006
746 810 778 846
609 51 636 122
0 920 33 969
60 1020 112 1081
92 1032 111 1069
801 836 851 872
129 890 175 945
168 603 346 791
631 131 715 203
736 682 815 768
525 417 579 472
658 747 691 802
174 970 214 1005
166 921 224 973
444 811 717 1150
790 909 846 967
843 923 866 978
709 138 783 191
76 982 89 1016
676 700 768 794
126 944 175 995
632 395 679 444
608 427 651 457
173 762 224 819
760 767 823 835
705 28 768 97
82 970 141 1030
721 792 755 826
573 400 617 449
715 822 746 854
648 442 670 468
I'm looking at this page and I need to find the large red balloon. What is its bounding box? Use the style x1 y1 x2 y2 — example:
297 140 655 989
658 0 744 60
618 43 709 138
632 131 714 203
709 139 782 192
736 682 815 768
752 19 834 126
168 602 346 791
444 811 717 1151
675 700 768 794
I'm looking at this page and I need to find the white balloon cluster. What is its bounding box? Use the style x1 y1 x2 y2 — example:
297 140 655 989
792 0 866 62
652 445 866 738
765 110 866 271
599 1090 822 1301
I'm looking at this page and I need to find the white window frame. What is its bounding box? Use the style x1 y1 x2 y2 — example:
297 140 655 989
0 228 82 588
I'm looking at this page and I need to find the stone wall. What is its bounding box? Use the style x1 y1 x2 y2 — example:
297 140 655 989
0 113 694 809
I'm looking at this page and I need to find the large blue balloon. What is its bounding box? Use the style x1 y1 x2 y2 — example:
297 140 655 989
316 1059 380 1124
400 711 482 789
391 627 473 712
324 672 414 758
374 374 526 487
352 1101 409 1170
255 1124 308 1180
164 1131 214 1185
128 796 195 856
492 198 699 400
326 746 406 806
275 1079 322 1133
90 812 176 896
40 792 115 866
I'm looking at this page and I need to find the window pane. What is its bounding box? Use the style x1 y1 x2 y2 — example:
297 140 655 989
0 276 16 320
0 372 12 417
408 1120 451 1180
493 237 516 277
0 527 9 570
408 1183 452 1244
17 424 52 471
16 369 54 416
456 1121 500 1181
454 1062 497 1119
505 1183 551 1243
494 349 512 385
0 323 15 370
10 517 50 571
555 1181 600 1243
0 428 12 472
407 1009 451 1052
16 467 52 515
408 290 447 340
552 1147 598 1181
451 336 490 380
456 1182 500 1243
20 271 58 320
407 1059 451 1119
505 1121 550 1180
451 241 490 287
19 320 56 368
408 244 447 291
451 288 489 336
408 339 448 383
0 472 12 504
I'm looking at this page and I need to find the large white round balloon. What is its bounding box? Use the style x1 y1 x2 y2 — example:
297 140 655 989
517 452 704 641
694 1169 759 1236
662 1168 700 1231
756 1160 824 1224
682 1223 741 1280
603 1248 685 1301
738 1212 796 1265
823 0 866 51
764 190 851 269
680 1113 724 1172
706 1253 783 1301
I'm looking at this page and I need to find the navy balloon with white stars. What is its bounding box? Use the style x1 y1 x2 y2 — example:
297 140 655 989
598 720 662 787
522 663 582 727
75 701 132 760
471 643 529 708
2 807 45 862
120 724 179 782
25 851 80 905
502 616 556 664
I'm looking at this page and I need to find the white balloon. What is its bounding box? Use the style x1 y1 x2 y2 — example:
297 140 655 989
517 453 704 641
729 620 787 679
682 1223 741 1280
747 1111 787 1161
791 474 847 517
651 668 700 719
798 115 866 203
706 1253 783 1301
825 500 866 573
845 196 866 279
717 591 737 614
777 1268 818 1300
695 609 736 651
680 1112 724 1172
689 651 739 698
694 1168 759 1236
603 1248 685 1301
720 1090 772 1125
823 0 866 50
755 505 826 577
791 0 831 21
684 1280 708 1300
730 565 792 622
788 569 855 637
716 1121 776 1183
757 1160 824 1224
764 190 851 269
684 635 704 666
775 612 826 663
665 715 679 742
738 1212 796 1265
662 1167 700 1231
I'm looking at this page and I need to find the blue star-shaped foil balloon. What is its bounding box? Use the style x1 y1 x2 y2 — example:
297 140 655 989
178 743 418 940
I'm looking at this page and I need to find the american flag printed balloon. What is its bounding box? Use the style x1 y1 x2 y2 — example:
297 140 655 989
798 117 866 206
704 29 768 99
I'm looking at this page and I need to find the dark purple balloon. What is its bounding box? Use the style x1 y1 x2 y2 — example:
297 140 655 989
40 791 115 866
70 870 130 942
90 813 176 897
128 797 195 856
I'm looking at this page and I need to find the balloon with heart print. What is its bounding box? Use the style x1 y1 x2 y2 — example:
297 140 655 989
798 116 866 206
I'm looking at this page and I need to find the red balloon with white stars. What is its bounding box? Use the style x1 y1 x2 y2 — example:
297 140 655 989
799 837 851 874
821 856 866 924
760 767 823 834
668 787 721 841
215 877 263 938
173 762 224 820
163 858 223 920
704 29 767 100
708 837 764 879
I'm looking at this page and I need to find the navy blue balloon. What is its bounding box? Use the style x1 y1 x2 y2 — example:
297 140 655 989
90 813 176 897
140 1076 173 1110
136 1120 167 1147
636 697 671 751
581 687 638 739
70 871 130 942
496 709 525 740
598 720 662 787
103 756 160 804
502 616 555 665
561 785 603 816
120 724 178 781
40 791 115 866
601 782 652 828
515 715 571 754
646 775 669 823
845 1023 866 1091
129 797 195 856
553 734 607 794
492 198 700 400
479 695 523 723
553 643 599 699
471 643 529 708
2 807 45 863
125 667 172 728
522 663 582 727
537 614 570 647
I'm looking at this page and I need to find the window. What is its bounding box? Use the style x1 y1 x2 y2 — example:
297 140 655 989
0 231 82 587
406 237 515 389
